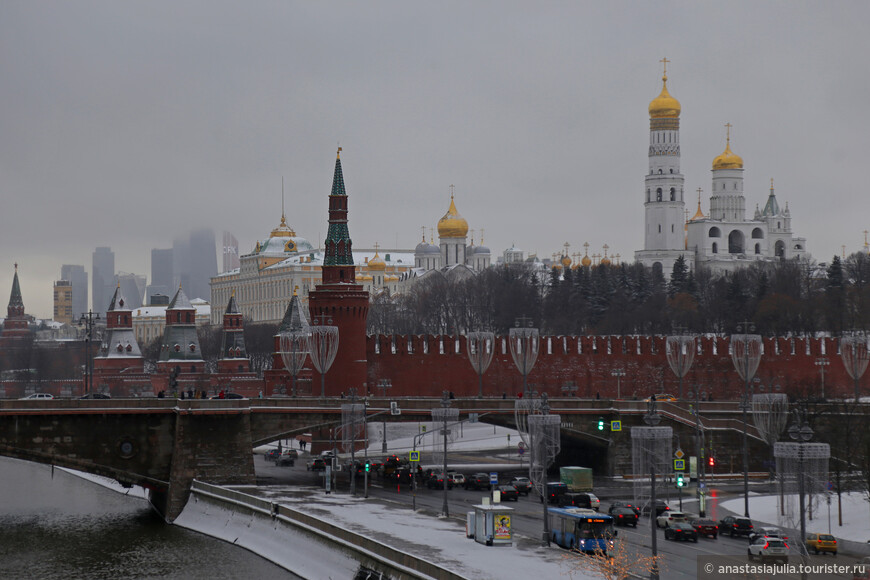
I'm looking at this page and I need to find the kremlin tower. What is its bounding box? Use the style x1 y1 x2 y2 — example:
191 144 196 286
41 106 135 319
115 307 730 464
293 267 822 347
307 148 370 395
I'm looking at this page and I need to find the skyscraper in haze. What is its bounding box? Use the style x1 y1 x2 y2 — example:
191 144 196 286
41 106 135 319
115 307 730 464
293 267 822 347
222 231 240 273
188 229 217 301
147 248 173 302
92 247 115 316
61 264 88 319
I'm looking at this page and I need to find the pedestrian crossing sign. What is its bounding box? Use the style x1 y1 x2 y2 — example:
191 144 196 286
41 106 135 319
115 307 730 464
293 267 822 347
610 420 622 432
409 451 420 462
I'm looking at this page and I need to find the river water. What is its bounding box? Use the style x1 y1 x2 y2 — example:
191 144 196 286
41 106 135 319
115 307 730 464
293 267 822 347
0 456 297 579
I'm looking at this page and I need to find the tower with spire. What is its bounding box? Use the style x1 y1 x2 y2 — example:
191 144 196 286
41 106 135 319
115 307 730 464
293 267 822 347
635 59 694 273
2 264 31 341
93 284 144 389
307 148 370 395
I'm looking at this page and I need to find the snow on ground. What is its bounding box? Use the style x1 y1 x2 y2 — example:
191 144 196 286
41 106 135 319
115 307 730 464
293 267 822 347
722 492 870 544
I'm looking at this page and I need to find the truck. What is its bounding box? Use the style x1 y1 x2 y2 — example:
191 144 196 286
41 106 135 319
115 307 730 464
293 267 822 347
560 466 593 492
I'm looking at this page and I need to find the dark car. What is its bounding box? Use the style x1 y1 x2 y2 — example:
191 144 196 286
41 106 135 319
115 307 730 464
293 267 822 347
426 473 453 489
665 522 698 542
641 500 671 517
464 473 491 490
80 392 111 399
560 492 600 511
542 482 569 504
509 476 532 496
719 516 754 537
497 485 520 501
612 507 639 527
691 518 719 539
608 501 641 517
307 458 326 471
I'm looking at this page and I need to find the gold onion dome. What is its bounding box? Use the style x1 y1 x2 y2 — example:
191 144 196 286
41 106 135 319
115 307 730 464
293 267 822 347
648 74 681 119
368 251 386 271
712 138 744 170
437 195 469 238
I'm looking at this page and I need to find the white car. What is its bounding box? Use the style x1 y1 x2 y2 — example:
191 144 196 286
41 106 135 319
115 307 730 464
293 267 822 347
20 393 54 400
748 537 789 563
656 510 689 528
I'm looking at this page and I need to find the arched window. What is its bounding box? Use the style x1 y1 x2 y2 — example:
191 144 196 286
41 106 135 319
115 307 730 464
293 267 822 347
751 228 764 239
728 230 745 254
709 227 721 238
712 242 718 254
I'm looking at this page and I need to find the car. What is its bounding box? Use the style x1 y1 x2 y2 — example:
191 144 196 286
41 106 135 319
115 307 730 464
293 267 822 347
306 458 327 471
641 500 671 517
497 485 520 501
447 472 466 486
664 521 698 542
690 518 719 539
275 451 296 467
509 476 532 496
20 393 53 400
560 492 600 511
748 527 788 544
464 473 491 491
612 507 639 527
426 474 453 489
645 393 677 402
719 516 753 537
80 392 111 399
264 449 281 461
748 537 789 563
542 482 569 504
656 510 689 528
608 501 641 517
806 532 837 555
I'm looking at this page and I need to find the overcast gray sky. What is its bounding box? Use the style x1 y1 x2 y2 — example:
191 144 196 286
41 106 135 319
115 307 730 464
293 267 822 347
3 1 869 318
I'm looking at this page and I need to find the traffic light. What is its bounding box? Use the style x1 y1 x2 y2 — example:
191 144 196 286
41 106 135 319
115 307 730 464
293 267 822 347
597 417 605 431
676 473 685 487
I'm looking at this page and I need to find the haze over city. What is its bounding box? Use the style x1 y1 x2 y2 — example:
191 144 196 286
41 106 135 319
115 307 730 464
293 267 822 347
2 1 868 318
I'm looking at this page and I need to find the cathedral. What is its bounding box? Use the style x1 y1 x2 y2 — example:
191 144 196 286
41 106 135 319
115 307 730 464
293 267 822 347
635 61 808 274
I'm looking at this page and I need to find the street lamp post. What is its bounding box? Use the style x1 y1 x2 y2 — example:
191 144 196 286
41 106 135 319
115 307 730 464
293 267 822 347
731 323 762 518
79 310 100 395
377 379 392 453
611 369 625 400
815 357 829 400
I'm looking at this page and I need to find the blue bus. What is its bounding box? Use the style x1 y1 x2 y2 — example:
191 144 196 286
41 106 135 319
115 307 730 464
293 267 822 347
548 507 616 554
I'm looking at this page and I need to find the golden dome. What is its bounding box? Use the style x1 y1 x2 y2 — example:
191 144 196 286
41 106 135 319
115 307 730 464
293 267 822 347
712 139 743 170
368 251 386 271
437 195 469 238
560 254 572 268
649 74 681 119
270 213 296 237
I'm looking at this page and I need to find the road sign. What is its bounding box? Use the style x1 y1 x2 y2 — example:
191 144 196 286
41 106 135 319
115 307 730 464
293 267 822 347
610 420 622 432
674 449 685 459
490 472 499 485
674 459 686 471
409 451 420 462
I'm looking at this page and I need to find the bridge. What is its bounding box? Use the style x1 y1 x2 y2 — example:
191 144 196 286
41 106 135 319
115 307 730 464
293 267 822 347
0 397 794 520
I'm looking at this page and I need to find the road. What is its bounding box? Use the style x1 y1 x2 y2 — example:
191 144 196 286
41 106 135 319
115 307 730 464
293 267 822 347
254 452 857 579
